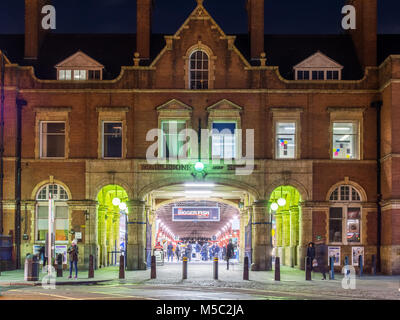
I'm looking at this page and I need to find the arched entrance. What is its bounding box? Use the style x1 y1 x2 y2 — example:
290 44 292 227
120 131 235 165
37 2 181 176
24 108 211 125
269 186 301 267
96 185 129 267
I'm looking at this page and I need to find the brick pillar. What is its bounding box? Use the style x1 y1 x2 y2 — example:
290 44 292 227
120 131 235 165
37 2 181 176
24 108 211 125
246 0 265 60
251 200 272 271
127 200 147 270
137 0 153 60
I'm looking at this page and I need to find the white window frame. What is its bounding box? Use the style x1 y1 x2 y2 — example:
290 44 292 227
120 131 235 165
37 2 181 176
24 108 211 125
159 119 188 160
331 121 360 160
102 121 123 159
189 50 210 90
39 121 66 159
328 185 362 245
211 120 238 160
275 121 297 160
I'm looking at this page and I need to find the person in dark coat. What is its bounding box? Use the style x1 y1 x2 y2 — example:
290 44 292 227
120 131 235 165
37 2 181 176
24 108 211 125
306 242 315 271
39 245 46 267
186 242 193 262
67 241 79 279
175 244 181 262
167 242 174 262
226 240 234 270
315 240 328 280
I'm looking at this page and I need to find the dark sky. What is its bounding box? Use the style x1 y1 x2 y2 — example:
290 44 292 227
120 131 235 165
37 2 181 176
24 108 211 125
0 0 400 34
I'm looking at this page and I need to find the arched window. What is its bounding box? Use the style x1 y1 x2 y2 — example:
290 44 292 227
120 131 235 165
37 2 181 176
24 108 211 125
189 50 209 90
328 185 361 244
36 184 69 242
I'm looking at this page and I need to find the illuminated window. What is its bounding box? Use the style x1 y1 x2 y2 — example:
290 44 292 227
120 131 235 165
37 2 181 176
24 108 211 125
102 122 123 158
40 122 66 158
211 122 236 159
189 50 209 90
332 122 359 159
161 120 187 158
276 122 296 159
329 185 362 244
36 184 69 242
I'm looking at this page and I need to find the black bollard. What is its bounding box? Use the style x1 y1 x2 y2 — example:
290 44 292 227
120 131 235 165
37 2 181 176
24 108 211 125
372 255 376 275
275 257 280 281
88 254 94 278
151 255 156 279
213 257 218 280
329 256 335 280
56 254 63 278
305 257 312 281
359 255 363 277
243 256 249 281
119 255 125 279
182 257 188 280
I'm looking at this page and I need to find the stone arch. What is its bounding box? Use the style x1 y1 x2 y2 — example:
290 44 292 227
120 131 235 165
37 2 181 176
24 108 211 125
91 178 133 201
31 179 73 200
155 197 240 211
265 178 309 202
325 179 367 202
137 176 261 201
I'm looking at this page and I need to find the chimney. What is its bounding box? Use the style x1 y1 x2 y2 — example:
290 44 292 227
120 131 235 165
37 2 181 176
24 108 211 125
137 0 153 60
24 0 51 59
246 0 264 60
348 0 377 67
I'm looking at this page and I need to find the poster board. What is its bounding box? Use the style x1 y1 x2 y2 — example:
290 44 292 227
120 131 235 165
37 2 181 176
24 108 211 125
328 246 341 266
55 245 68 264
172 207 220 222
352 246 364 266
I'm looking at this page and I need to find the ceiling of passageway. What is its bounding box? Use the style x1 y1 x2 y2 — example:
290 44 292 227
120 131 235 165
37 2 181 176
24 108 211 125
155 200 240 239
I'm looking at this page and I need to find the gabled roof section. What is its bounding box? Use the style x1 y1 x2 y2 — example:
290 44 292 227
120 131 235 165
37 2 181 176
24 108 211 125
55 50 104 69
293 51 343 69
0 50 11 65
150 0 251 68
207 99 243 112
156 99 193 112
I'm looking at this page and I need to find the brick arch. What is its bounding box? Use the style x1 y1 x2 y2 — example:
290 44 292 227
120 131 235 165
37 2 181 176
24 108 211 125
92 178 133 201
325 179 367 202
155 197 240 211
265 178 310 202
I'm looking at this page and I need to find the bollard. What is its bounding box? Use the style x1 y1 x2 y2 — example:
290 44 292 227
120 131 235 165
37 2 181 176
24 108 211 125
151 255 157 279
119 255 125 279
243 256 249 281
56 254 63 278
359 255 363 277
213 257 218 280
275 257 280 281
182 257 188 280
329 256 335 280
305 257 311 281
371 255 376 275
345 256 350 276
88 254 94 278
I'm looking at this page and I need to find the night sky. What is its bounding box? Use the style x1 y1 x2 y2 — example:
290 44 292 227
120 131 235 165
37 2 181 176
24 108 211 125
0 0 400 34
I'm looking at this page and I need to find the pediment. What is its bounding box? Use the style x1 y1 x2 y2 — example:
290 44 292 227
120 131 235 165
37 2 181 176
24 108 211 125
207 99 243 112
156 99 193 112
55 50 104 69
293 51 343 69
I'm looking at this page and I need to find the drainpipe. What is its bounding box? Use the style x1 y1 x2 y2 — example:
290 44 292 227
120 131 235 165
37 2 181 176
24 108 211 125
371 100 382 273
15 97 27 269
0 52 5 235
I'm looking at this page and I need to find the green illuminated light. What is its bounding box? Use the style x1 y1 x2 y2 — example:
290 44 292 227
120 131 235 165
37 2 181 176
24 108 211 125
194 162 204 171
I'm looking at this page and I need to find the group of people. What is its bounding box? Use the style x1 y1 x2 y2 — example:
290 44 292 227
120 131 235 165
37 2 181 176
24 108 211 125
37 240 80 279
162 239 237 265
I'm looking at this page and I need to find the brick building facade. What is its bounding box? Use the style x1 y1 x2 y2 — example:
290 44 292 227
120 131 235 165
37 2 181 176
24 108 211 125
0 0 399 274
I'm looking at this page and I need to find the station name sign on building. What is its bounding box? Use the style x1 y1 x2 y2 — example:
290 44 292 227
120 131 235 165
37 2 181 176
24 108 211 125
172 207 220 222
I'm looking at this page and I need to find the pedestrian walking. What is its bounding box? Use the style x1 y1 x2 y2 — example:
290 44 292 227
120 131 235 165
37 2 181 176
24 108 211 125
68 240 79 279
39 245 46 268
315 240 328 280
306 242 315 271
167 242 174 262
175 243 181 261
226 239 234 270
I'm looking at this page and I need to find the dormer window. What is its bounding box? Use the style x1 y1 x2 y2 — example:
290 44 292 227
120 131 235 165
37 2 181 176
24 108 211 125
55 50 104 81
294 51 343 81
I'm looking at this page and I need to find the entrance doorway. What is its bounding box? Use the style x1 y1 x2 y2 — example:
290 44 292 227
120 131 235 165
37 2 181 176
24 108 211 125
269 186 301 267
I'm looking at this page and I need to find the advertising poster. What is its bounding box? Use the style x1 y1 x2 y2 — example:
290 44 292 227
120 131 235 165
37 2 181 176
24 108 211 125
328 246 341 266
55 245 68 264
352 246 364 266
172 207 220 222
33 245 42 256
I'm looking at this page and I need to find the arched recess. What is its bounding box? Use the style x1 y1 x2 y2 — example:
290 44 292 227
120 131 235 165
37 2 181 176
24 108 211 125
138 176 261 201
91 178 133 201
325 179 367 202
265 178 309 202
31 179 73 201
154 197 240 211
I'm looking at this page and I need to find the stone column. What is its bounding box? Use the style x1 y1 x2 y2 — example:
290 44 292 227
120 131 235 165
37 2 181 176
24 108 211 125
290 206 299 267
281 210 290 265
83 203 98 269
127 200 147 270
298 203 312 269
251 200 272 271
239 208 249 263
97 205 107 267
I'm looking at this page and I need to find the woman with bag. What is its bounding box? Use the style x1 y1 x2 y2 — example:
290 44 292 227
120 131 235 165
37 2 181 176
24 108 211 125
315 240 328 280
306 242 315 271
67 240 79 279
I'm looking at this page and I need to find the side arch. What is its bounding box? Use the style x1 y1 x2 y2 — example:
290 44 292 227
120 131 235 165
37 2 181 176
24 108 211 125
265 178 310 202
325 179 367 202
91 178 133 201
31 179 73 200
